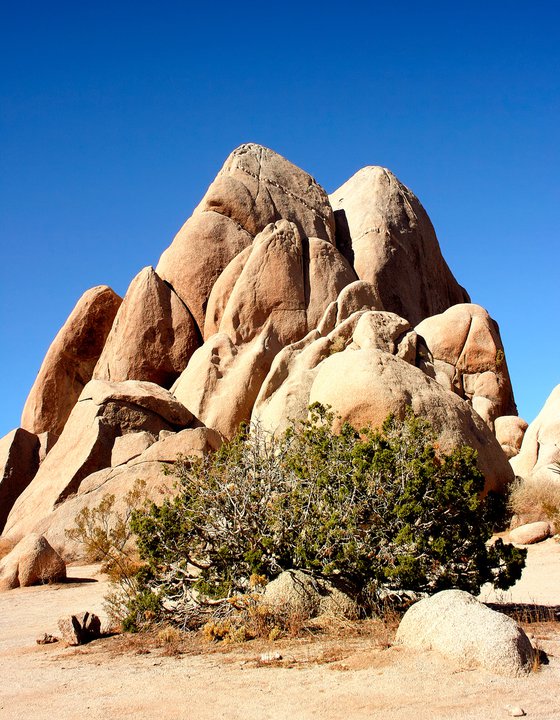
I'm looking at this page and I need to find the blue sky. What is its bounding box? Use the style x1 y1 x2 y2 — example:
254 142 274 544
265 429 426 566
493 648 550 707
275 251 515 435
1 1 559 437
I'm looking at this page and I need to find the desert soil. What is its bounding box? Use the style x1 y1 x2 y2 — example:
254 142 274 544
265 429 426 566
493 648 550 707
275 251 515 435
2 541 560 720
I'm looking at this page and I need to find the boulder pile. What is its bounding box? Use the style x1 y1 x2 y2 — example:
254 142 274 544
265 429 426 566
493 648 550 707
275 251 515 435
1 142 547 575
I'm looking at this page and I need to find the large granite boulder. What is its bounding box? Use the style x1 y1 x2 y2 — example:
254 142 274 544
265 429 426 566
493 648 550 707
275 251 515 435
307 349 513 494
173 220 355 439
157 144 336 331
511 385 560 481
21 285 122 439
415 304 517 429
330 166 469 326
396 589 534 676
0 534 66 591
0 428 40 533
3 380 192 540
253 305 415 438
93 267 199 387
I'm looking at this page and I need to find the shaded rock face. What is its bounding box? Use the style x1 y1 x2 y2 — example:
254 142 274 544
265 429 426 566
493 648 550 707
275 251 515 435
157 143 336 332
511 385 560 481
330 166 469 326
396 589 534 677
415 304 517 429
21 286 122 439
0 428 40 533
0 534 66 591
93 267 200 387
173 220 356 439
3 380 192 541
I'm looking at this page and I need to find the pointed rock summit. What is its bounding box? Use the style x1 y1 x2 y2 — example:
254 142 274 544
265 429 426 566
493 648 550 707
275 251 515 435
330 166 469 326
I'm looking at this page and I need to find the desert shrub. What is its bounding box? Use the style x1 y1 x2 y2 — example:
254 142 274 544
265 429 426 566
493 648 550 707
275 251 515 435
66 479 152 628
125 406 525 630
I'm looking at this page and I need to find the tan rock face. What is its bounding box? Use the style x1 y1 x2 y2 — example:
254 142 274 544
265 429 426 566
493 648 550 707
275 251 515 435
415 304 517 429
495 416 528 459
35 427 222 558
94 267 199 387
157 144 335 331
21 286 122 438
307 349 513 494
174 221 356 439
3 380 192 540
330 166 469 326
510 385 560 481
253 307 415 438
0 428 40 533
0 534 66 591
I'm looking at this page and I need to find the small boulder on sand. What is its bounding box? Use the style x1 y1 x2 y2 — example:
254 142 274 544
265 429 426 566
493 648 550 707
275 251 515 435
509 521 553 545
396 589 534 676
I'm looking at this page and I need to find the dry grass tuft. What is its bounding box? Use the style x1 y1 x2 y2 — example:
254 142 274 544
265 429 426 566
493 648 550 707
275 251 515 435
508 476 560 529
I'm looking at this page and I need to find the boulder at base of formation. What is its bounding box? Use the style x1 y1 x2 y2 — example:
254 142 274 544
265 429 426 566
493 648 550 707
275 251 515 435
396 589 534 676
0 534 66 591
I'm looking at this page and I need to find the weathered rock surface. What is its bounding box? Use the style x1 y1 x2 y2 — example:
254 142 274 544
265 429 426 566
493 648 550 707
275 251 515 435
30 426 222 557
510 385 560 482
495 416 528 459
253 304 415 437
308 349 513 494
509 521 553 545
58 611 101 645
157 144 335 331
0 428 40 533
21 286 122 438
396 589 535 676
415 304 517 428
263 570 357 619
174 220 355 439
111 431 156 467
0 534 66 591
3 380 192 540
330 166 469 326
93 267 199 387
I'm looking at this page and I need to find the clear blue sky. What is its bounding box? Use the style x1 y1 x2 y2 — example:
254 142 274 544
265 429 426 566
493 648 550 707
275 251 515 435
1 1 559 438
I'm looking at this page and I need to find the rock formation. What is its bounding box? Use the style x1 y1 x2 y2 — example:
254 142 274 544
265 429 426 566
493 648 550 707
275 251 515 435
1 143 531 560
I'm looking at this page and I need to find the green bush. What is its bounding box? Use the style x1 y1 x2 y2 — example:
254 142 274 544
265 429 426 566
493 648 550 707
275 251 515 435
125 406 525 629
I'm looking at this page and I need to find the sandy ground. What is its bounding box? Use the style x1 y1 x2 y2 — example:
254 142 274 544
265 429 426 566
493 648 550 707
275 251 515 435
1 542 560 720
